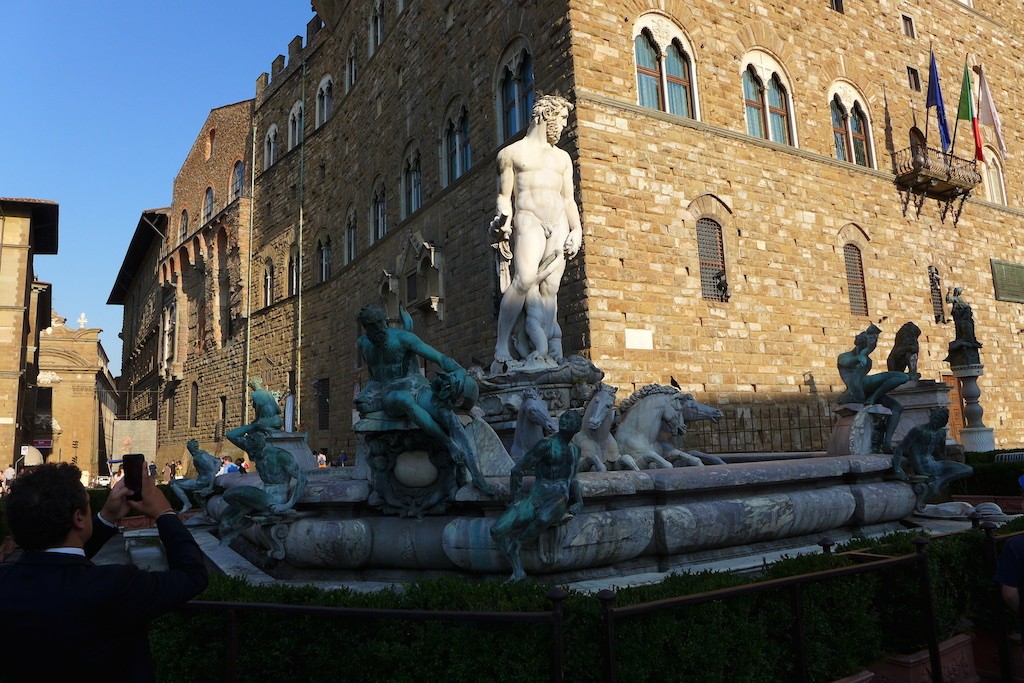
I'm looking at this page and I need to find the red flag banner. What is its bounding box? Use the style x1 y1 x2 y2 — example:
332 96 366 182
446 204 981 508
957 64 984 161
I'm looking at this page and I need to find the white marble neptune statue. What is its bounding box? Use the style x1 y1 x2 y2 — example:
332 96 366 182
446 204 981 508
490 94 583 372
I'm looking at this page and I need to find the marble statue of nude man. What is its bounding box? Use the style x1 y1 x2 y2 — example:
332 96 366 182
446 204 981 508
490 94 583 370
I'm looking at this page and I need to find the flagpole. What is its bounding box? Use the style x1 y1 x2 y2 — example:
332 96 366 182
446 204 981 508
950 55 968 160
924 44 932 146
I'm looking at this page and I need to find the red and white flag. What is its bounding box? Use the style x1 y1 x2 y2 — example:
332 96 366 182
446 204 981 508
977 65 1007 157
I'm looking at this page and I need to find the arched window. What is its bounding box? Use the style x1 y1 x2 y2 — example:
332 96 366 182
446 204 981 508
263 261 276 307
742 52 795 146
190 381 199 428
909 127 926 162
346 42 359 93
287 247 299 297
850 104 870 167
344 213 358 264
316 236 332 283
982 146 1006 205
499 49 535 142
929 266 947 323
203 187 215 223
231 161 245 201
205 129 216 160
635 32 662 110
402 151 422 218
632 18 697 120
179 210 189 243
371 182 387 243
370 0 384 54
766 75 790 145
743 67 766 139
696 218 728 302
316 76 334 128
444 105 471 185
831 97 850 162
264 125 278 170
664 42 693 118
830 90 873 167
288 101 304 150
843 243 868 316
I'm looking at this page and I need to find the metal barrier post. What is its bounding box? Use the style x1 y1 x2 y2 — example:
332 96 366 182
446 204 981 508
547 587 568 683
225 607 239 683
912 537 943 683
981 522 1013 683
792 582 808 683
597 589 618 683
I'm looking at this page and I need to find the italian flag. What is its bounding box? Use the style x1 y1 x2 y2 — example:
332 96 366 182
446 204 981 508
957 64 985 161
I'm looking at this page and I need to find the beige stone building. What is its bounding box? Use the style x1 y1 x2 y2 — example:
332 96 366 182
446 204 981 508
114 0 1024 455
0 198 58 468
33 311 117 479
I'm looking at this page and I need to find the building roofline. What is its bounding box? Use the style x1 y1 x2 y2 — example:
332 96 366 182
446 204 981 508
106 208 169 305
0 197 59 254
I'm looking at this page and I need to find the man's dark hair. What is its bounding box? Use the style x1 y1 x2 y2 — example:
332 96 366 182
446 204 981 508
5 463 88 551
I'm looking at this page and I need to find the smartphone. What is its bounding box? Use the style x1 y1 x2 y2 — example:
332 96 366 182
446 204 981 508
122 453 145 502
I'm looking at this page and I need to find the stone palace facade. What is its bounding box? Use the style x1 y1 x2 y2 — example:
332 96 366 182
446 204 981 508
112 0 1024 464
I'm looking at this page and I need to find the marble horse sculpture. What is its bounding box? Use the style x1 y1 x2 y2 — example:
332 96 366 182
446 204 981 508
606 385 704 471
510 387 558 463
656 395 725 466
574 383 619 472
612 385 720 470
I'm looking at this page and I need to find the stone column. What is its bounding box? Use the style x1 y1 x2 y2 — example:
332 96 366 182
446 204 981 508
951 364 995 452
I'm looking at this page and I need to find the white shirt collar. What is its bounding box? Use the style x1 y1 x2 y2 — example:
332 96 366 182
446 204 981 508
44 547 86 557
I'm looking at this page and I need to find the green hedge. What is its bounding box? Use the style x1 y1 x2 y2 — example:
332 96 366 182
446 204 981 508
148 535 1005 683
954 461 1024 496
146 524 1024 683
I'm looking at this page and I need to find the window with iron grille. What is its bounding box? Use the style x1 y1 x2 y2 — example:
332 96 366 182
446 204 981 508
843 243 868 316
696 218 728 302
928 266 946 322
314 378 330 430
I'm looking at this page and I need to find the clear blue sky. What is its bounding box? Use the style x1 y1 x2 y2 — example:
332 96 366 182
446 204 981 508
1 1 316 375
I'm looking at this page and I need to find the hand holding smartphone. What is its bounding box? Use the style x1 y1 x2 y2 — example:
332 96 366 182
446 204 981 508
122 453 145 502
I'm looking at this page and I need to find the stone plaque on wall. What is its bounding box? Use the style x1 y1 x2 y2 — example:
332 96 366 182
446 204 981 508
991 259 1024 303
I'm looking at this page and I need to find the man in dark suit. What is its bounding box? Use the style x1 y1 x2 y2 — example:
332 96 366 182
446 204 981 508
0 463 208 681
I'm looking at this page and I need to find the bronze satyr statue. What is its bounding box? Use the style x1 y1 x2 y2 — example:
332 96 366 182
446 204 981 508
247 377 283 431
892 407 973 510
169 440 221 513
491 409 583 581
217 425 307 546
886 322 921 380
837 324 910 453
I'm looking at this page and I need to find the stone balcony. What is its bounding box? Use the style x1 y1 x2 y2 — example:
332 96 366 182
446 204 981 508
893 145 982 200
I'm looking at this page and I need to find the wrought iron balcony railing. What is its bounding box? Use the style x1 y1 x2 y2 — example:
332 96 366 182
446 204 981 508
893 145 981 199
